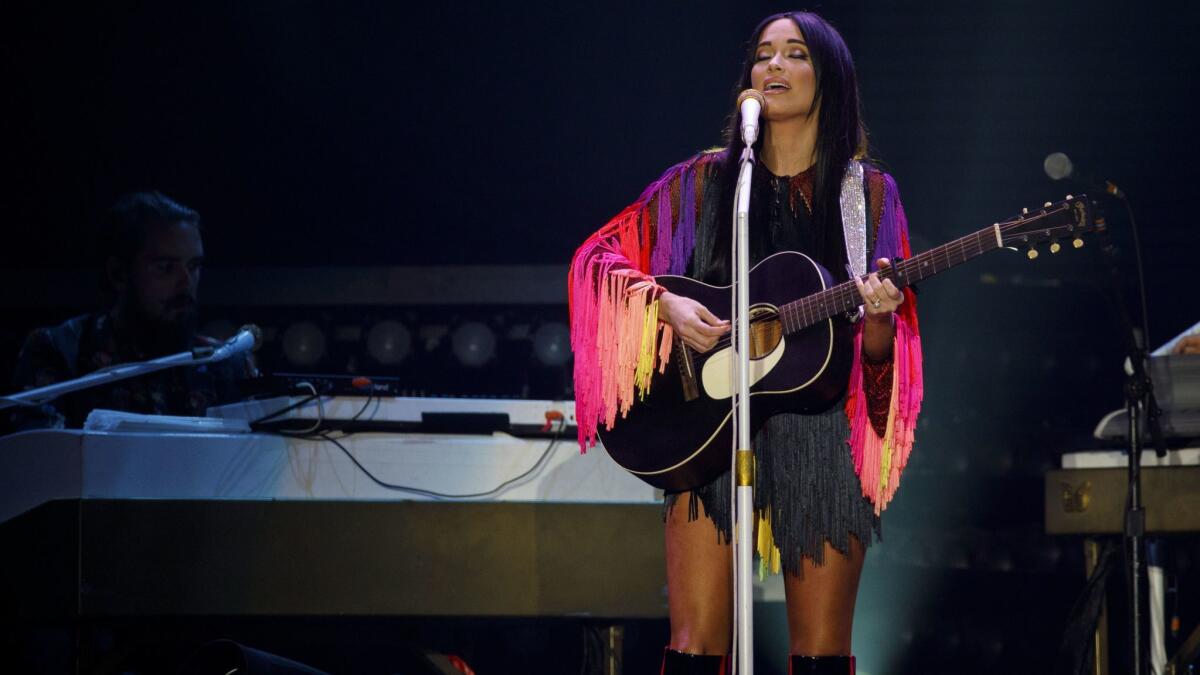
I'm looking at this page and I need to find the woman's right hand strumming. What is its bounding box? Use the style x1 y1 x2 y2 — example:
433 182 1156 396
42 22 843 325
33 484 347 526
657 291 731 353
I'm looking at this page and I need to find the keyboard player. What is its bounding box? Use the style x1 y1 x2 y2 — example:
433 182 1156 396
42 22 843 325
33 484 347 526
7 191 257 430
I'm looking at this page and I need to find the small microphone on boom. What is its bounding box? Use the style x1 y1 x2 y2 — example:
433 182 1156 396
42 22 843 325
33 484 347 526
1043 151 1125 199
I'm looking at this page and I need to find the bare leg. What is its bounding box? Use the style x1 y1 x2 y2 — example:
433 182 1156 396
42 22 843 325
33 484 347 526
664 495 733 654
782 535 867 655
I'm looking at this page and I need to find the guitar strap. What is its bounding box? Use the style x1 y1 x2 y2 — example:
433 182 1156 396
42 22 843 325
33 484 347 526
839 160 868 316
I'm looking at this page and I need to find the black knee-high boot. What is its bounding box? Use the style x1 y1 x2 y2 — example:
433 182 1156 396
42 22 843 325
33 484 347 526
660 647 729 675
789 655 855 674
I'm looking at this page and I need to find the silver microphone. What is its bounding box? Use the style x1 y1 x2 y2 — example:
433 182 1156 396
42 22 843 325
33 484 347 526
210 324 263 362
737 89 766 146
1043 152 1074 181
1043 151 1125 199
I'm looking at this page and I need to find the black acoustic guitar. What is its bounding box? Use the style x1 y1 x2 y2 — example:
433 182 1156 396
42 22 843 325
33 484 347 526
597 195 1094 491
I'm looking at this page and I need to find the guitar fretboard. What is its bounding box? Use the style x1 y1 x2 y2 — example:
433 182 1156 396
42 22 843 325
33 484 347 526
776 226 1002 334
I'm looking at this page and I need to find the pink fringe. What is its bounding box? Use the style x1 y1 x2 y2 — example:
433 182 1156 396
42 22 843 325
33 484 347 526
569 155 714 451
846 309 924 513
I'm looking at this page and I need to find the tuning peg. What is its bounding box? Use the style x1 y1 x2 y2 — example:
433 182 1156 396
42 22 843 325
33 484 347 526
1027 246 1039 260
1021 207 1029 215
1044 201 1052 208
1050 239 1062 254
1073 237 1084 249
1066 194 1074 200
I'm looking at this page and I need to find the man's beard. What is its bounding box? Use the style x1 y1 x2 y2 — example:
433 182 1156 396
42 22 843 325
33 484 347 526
119 294 199 356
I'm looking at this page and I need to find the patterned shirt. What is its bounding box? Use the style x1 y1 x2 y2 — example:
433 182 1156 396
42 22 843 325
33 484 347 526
9 313 256 429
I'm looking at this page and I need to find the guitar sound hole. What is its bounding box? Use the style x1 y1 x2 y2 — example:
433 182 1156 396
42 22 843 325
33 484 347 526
749 307 782 360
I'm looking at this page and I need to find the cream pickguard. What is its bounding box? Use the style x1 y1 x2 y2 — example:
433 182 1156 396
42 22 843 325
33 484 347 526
699 337 786 400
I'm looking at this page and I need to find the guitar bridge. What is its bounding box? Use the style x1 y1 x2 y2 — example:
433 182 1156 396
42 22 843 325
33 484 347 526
675 337 700 402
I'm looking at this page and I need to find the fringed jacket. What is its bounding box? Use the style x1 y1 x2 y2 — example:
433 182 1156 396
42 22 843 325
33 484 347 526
568 149 923 514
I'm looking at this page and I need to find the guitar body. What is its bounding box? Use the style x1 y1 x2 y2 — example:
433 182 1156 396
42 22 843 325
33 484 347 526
596 251 854 491
592 194 1095 491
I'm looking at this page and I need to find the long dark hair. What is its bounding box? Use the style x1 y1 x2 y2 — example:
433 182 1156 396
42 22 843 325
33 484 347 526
705 11 868 283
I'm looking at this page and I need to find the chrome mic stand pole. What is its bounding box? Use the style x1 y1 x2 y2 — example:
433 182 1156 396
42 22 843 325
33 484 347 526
732 142 757 675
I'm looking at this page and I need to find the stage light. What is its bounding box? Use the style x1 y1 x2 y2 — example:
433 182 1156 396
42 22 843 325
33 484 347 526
366 319 411 365
452 321 495 367
281 321 326 366
532 322 570 366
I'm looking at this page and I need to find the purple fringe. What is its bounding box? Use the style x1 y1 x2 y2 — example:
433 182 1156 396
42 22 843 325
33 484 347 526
637 156 703 276
670 166 697 276
650 179 674 275
872 174 904 260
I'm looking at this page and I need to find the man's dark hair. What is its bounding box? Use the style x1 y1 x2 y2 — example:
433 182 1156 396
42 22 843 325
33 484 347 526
99 191 201 294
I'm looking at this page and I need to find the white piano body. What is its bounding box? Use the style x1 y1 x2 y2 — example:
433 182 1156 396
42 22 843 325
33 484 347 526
0 397 657 524
0 398 668 618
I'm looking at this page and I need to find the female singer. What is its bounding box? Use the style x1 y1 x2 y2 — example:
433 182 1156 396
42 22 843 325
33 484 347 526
569 11 922 674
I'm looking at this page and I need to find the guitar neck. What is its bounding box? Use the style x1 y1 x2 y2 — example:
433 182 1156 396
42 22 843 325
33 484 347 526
779 225 1003 332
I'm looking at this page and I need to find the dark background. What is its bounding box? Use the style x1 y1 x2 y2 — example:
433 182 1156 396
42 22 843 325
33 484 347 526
5 1 1197 283
3 1 1198 674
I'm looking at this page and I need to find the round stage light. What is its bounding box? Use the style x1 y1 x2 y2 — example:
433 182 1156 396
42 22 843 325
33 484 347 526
452 321 495 367
281 321 326 366
532 322 570 366
366 320 412 365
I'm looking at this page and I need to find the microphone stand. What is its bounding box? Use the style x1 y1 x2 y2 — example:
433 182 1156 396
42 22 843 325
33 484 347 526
0 343 238 412
732 143 756 675
1094 197 1167 675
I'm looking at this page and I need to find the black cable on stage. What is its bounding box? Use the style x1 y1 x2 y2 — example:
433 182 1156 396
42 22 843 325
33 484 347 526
250 382 374 433
306 419 566 500
252 385 566 498
579 623 606 675
248 389 321 429
345 387 375 426
1122 198 1151 348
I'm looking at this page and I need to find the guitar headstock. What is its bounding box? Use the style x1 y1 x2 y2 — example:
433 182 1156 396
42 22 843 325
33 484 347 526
997 194 1094 259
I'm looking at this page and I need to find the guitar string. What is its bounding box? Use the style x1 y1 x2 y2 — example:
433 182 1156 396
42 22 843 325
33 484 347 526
698 229 987 353
691 208 1078 355
767 211 1072 335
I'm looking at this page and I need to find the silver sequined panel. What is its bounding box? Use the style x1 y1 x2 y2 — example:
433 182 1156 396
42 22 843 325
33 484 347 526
840 160 867 319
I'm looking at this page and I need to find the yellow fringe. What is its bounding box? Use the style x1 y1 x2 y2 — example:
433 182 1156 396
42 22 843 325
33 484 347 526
756 510 782 579
634 299 660 397
877 357 902 497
